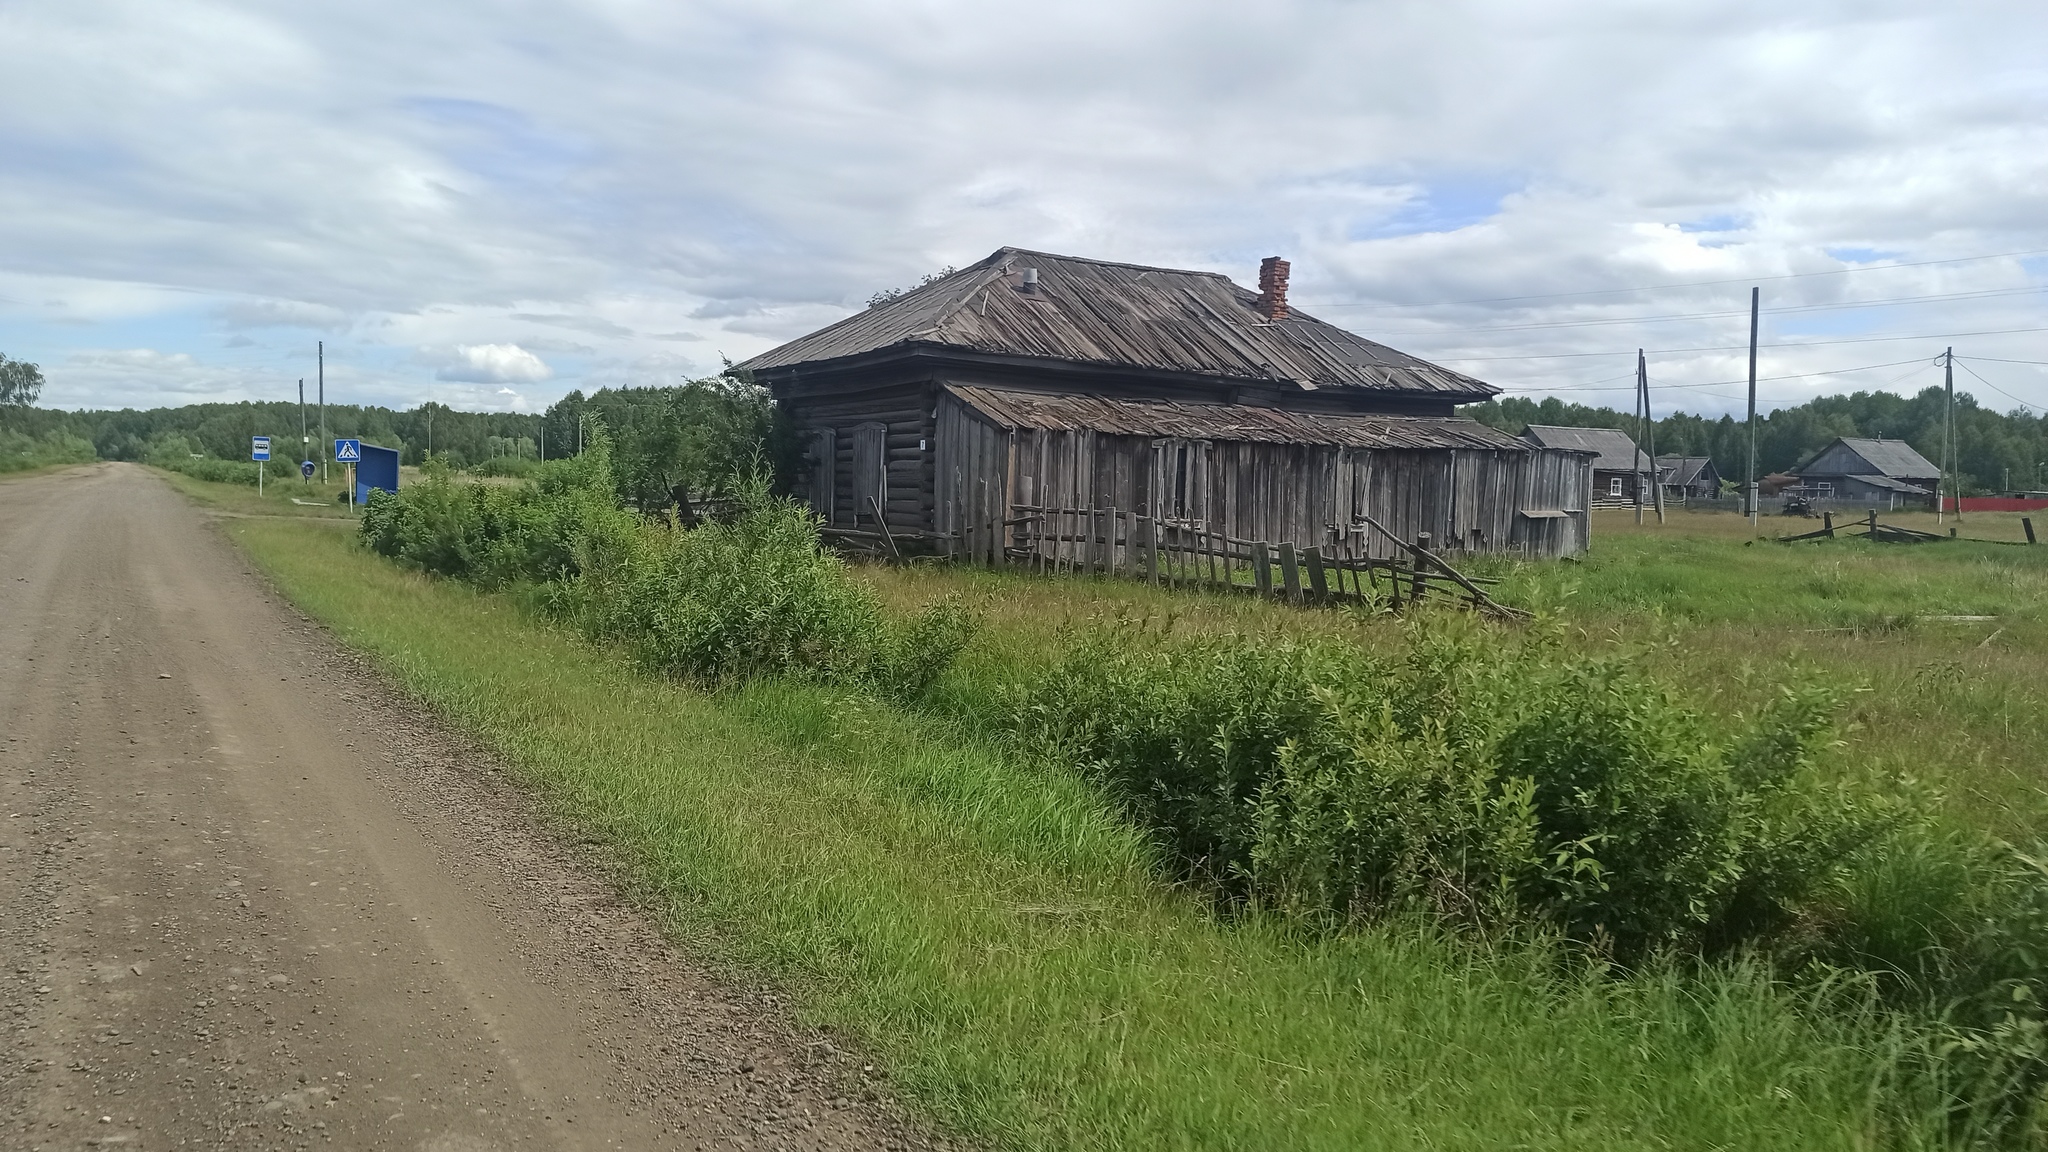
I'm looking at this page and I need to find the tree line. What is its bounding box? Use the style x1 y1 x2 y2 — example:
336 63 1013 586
0 352 779 506
1461 386 2048 493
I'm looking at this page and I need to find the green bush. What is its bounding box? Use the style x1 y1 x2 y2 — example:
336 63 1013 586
0 428 95 473
360 452 631 587
1018 620 1904 963
570 482 971 699
360 448 972 700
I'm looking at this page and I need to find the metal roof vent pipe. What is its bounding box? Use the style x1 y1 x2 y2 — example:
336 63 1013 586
1020 267 1040 294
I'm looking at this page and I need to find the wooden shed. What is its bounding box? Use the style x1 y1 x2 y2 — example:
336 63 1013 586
737 247 1592 561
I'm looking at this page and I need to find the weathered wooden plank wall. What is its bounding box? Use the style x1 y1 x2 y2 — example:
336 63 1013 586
924 392 1593 560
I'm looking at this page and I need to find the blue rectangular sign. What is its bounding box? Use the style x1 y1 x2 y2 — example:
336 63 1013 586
251 436 270 461
334 438 361 463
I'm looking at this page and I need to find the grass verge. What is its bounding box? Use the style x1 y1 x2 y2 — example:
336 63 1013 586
224 511 1954 1151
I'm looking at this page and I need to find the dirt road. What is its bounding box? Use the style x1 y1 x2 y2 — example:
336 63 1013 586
1 465 932 1151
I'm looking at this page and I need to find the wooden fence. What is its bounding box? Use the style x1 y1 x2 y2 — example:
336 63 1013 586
820 493 1524 617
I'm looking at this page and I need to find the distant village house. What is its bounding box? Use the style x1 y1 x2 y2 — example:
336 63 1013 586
1792 437 1940 509
737 248 1595 562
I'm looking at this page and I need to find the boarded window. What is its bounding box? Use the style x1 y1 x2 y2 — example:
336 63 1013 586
852 422 887 523
806 428 836 523
1150 438 1209 524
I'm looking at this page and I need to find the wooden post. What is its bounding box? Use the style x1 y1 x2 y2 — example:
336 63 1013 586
1279 542 1301 603
1206 529 1219 586
1867 509 1877 536
1823 510 1834 538
2025 516 2037 545
1253 541 1273 597
1411 533 1431 603
868 496 901 562
1304 546 1328 604
1142 516 1159 585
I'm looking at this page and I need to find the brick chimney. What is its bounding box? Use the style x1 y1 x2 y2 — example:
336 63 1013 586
1256 256 1290 321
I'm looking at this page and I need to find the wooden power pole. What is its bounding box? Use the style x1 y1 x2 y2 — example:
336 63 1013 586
1746 287 1759 528
1641 349 1665 524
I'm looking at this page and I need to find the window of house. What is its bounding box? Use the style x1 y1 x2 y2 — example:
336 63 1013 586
1609 476 1624 497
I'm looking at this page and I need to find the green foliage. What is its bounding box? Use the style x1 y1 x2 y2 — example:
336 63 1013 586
0 427 93 473
0 353 45 407
1017 620 1901 963
541 377 778 510
359 450 631 587
359 446 971 701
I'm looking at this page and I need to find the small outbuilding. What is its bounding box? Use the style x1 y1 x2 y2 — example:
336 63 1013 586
1519 425 1647 506
1793 437 1939 509
737 247 1595 561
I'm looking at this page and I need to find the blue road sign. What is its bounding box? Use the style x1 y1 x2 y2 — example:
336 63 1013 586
300 460 315 479
251 436 271 461
334 438 361 463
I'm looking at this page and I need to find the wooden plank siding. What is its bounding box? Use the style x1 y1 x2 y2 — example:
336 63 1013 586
932 389 1590 560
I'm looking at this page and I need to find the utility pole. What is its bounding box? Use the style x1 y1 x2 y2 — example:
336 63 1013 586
1746 287 1760 528
1641 348 1665 524
425 404 434 461
319 341 327 485
1944 347 1957 522
298 379 308 483
1633 349 1646 525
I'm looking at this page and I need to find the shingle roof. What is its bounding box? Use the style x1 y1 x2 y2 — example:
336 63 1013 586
736 247 1499 400
1519 425 1642 471
1801 437 1940 480
947 385 1530 451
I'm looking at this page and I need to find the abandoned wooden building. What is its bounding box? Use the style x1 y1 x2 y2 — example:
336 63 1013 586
1519 425 1647 506
736 247 1595 562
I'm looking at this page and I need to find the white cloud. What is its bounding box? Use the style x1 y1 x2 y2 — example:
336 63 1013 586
432 343 552 384
0 0 2043 415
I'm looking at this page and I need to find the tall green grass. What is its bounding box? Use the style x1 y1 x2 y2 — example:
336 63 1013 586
232 516 1959 1151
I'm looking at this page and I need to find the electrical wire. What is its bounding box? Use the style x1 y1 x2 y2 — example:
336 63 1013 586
1958 355 2048 368
1497 356 1935 394
1953 359 2046 414
1301 246 2048 311
1426 324 2048 363
1340 284 2047 336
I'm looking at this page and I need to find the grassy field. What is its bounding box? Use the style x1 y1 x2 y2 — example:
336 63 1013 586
195 479 2048 1150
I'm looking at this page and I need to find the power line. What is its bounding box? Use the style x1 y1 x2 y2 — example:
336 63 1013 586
1302 246 2048 311
1428 324 2048 363
1498 356 1935 394
1350 284 2047 336
1957 354 2048 368
1953 359 2046 414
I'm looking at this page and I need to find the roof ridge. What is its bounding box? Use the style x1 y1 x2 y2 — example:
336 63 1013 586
991 246 1238 281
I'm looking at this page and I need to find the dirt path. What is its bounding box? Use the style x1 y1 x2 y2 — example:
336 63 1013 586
1 464 937 1152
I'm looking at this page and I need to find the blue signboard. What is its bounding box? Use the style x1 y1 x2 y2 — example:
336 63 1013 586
251 436 271 461
354 443 400 504
334 438 361 463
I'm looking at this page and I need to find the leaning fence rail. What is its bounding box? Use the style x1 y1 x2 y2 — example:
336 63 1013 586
834 503 1523 619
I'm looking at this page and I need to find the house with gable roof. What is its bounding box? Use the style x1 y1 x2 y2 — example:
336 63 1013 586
736 248 1594 560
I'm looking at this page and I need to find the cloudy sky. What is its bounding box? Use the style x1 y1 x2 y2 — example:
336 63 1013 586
3 0 2045 418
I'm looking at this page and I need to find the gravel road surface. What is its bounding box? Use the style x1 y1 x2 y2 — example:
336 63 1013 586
1 464 940 1152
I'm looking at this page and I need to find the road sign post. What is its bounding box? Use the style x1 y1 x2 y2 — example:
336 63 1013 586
251 436 270 496
334 439 361 507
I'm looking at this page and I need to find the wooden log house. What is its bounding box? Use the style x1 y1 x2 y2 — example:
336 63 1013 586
736 248 1593 561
